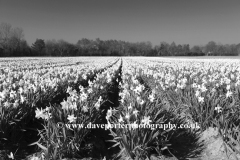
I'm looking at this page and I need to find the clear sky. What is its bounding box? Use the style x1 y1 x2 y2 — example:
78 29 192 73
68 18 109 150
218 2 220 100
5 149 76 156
1 0 240 46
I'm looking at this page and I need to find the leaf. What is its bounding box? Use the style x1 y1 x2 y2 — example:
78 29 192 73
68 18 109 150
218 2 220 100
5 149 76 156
152 130 160 139
111 142 120 148
106 139 117 143
117 148 126 158
28 141 38 146
29 141 47 151
143 132 148 144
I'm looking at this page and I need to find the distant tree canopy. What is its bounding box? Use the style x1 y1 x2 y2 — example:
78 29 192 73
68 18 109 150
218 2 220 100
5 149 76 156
31 39 46 56
1 22 240 57
0 22 28 56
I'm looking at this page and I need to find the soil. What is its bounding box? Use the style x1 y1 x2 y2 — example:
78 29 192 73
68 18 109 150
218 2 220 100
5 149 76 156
151 127 240 160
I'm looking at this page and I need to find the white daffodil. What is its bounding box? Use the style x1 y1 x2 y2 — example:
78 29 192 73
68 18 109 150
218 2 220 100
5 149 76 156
98 96 103 103
94 101 100 110
120 98 124 104
106 108 113 120
8 152 14 159
226 85 231 91
192 83 197 88
125 112 130 119
198 96 204 103
61 100 69 110
211 88 216 93
107 78 111 83
128 103 132 110
79 85 84 92
67 114 77 123
118 115 124 123
71 102 78 110
141 116 152 125
201 85 207 92
80 92 88 102
35 108 45 119
82 105 89 113
136 96 141 102
226 90 233 98
149 94 155 102
88 80 93 87
134 85 143 94
20 95 26 103
9 90 16 98
225 78 231 84
133 109 139 117
140 99 145 105
87 88 93 93
82 74 87 80
215 105 222 113
230 74 235 80
13 100 19 108
0 91 6 99
195 90 201 97
66 86 72 93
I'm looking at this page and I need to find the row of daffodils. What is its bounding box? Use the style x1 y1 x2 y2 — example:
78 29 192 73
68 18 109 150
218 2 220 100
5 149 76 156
0 57 117 108
0 57 119 160
105 57 240 159
32 58 122 159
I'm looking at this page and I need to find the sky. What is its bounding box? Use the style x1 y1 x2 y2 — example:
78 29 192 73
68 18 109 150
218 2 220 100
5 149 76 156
0 0 240 47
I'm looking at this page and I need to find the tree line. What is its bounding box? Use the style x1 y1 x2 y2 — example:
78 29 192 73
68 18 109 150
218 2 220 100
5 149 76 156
1 22 240 57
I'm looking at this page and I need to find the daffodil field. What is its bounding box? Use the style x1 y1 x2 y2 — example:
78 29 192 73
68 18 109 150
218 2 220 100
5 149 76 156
0 57 240 160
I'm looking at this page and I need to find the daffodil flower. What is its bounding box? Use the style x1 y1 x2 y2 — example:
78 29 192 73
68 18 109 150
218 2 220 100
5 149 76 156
198 96 204 103
226 90 233 98
141 116 152 125
67 114 77 123
35 107 45 119
128 103 132 110
118 115 124 123
133 109 139 117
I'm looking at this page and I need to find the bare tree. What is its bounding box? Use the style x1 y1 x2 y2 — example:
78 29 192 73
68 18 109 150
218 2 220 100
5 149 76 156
9 27 24 51
0 22 12 49
0 23 25 56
